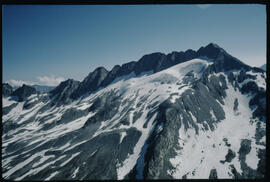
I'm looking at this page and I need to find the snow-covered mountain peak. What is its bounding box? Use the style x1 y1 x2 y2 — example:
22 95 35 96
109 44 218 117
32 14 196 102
2 45 266 180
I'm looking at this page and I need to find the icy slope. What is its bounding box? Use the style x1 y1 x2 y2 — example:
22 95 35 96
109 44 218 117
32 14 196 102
168 73 265 179
2 58 265 180
2 59 211 180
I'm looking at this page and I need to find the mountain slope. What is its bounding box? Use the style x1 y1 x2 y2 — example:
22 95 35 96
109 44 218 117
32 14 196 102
53 43 251 103
2 44 266 180
260 64 266 71
2 83 13 97
31 85 55 93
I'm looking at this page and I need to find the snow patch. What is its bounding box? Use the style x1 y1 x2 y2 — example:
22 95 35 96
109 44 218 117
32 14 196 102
44 171 59 181
117 113 157 179
2 97 17 107
72 167 80 178
245 142 259 169
168 74 264 179
119 131 127 144
60 152 80 167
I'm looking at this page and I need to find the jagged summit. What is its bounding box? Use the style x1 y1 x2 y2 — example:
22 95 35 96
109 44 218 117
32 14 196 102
51 43 253 102
197 43 225 59
11 84 36 102
50 78 80 104
2 44 266 180
2 83 13 97
70 67 109 99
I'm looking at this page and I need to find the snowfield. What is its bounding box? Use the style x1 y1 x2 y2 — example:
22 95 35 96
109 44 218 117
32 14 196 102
168 73 265 178
2 58 266 180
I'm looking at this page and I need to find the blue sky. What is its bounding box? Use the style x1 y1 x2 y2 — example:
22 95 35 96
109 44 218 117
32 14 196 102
3 4 266 86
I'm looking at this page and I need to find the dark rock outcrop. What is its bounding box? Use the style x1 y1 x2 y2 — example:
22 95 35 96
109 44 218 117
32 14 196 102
154 49 197 73
49 43 254 102
3 103 18 115
253 66 265 73
2 43 266 180
209 169 218 179
237 70 256 83
241 81 259 94
101 65 121 87
2 83 13 97
237 139 263 178
249 91 266 120
11 84 36 102
50 79 80 104
143 73 226 179
71 67 108 99
197 43 223 59
83 91 121 128
220 149 236 164
197 43 250 72
134 52 165 75
119 61 137 76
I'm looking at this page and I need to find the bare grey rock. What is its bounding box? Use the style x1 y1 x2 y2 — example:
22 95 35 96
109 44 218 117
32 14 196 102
11 84 36 102
50 79 80 104
71 67 108 99
2 83 13 97
209 168 218 179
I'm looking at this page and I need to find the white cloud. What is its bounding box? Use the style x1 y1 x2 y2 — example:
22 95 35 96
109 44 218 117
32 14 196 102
7 75 65 87
37 75 65 86
197 4 212 10
7 79 36 87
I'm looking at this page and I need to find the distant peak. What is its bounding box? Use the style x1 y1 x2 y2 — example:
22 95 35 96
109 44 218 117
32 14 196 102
11 84 36 102
58 78 79 87
3 82 12 87
139 52 165 61
206 43 221 49
94 66 108 73
197 43 223 51
21 84 34 89
197 43 225 59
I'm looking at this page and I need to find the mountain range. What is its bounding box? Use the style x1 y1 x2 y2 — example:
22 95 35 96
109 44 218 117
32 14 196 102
2 43 266 180
10 85 55 93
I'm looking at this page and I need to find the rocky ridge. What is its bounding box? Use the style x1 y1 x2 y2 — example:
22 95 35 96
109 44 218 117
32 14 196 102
2 43 266 180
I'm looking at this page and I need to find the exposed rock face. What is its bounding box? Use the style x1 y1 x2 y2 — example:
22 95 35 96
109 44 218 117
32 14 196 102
209 169 218 179
197 43 250 72
197 43 222 59
11 84 36 101
101 65 121 87
71 67 108 99
50 79 80 104
143 72 227 179
220 149 236 164
134 52 166 75
2 43 266 180
47 43 254 102
2 102 18 115
2 83 13 97
237 139 264 178
154 49 198 73
119 61 137 76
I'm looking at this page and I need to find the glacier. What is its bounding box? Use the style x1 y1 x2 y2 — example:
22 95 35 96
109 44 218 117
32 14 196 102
2 44 266 180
